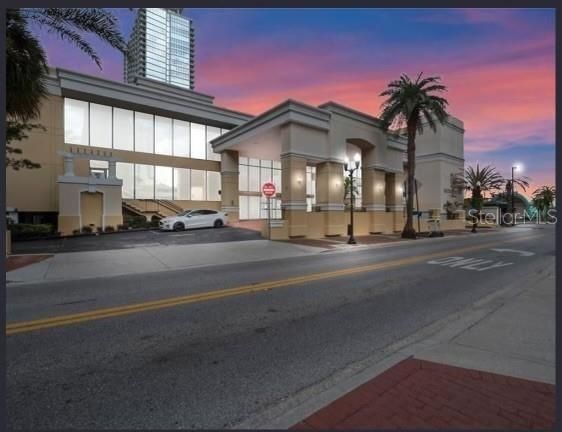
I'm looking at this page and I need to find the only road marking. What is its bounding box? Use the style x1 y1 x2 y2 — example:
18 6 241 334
490 248 535 257
6 234 540 335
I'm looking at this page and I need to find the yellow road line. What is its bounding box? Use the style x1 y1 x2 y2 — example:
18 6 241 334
6 234 541 335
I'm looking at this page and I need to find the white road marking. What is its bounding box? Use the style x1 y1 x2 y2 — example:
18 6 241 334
427 256 513 272
490 248 535 257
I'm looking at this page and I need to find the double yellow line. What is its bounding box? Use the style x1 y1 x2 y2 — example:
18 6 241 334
6 234 540 335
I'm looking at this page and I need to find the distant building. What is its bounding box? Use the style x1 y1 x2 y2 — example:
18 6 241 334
125 8 195 90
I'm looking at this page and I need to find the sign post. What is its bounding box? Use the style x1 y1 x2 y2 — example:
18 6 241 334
262 182 276 240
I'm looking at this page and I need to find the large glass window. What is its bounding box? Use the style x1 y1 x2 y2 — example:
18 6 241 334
206 171 221 201
113 108 134 151
155 116 172 156
173 120 190 157
190 123 206 159
135 164 154 199
249 166 260 192
239 164 248 191
206 126 221 161
135 112 154 153
64 99 89 145
117 162 134 199
155 165 173 199
306 166 316 212
191 169 206 200
239 196 249 220
249 196 260 219
173 168 190 200
89 104 112 148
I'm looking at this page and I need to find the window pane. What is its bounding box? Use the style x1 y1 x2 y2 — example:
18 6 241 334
173 168 190 200
64 98 89 145
249 166 260 192
117 162 134 199
154 116 172 155
90 160 108 169
239 156 248 165
155 165 173 199
260 159 272 168
273 169 282 191
239 195 248 220
135 112 154 153
135 164 154 199
89 103 112 148
190 123 206 159
249 196 260 219
191 169 206 200
261 167 272 185
249 158 260 166
272 160 281 169
206 171 221 201
239 164 248 192
113 108 134 151
206 126 221 161
173 120 190 157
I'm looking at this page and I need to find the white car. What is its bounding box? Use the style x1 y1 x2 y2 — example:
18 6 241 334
159 209 228 231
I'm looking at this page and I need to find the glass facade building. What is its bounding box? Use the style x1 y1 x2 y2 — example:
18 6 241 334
126 8 195 90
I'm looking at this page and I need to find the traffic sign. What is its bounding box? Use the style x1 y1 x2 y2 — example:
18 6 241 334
262 182 276 197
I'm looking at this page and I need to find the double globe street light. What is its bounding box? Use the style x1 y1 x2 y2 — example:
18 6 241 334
345 153 361 244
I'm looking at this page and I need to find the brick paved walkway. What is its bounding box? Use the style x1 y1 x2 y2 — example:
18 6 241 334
291 358 555 430
6 254 52 272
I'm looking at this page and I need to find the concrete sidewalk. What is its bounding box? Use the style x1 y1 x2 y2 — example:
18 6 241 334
290 267 555 430
6 240 322 284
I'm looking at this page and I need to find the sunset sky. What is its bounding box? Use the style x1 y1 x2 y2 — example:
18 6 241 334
35 8 555 195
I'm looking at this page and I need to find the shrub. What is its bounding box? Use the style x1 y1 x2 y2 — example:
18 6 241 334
82 226 93 234
104 226 115 233
72 229 80 235
124 215 150 229
117 224 129 231
10 224 55 241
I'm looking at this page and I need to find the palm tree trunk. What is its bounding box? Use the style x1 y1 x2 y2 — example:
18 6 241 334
402 125 417 239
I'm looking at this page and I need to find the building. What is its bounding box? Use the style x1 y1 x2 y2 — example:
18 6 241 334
125 8 195 89
6 67 465 239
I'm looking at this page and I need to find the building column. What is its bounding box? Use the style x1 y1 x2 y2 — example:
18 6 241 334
281 154 307 237
220 150 239 222
108 160 117 179
316 161 345 236
363 168 392 233
386 172 405 232
63 155 75 176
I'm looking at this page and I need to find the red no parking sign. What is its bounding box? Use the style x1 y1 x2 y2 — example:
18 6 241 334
262 182 276 197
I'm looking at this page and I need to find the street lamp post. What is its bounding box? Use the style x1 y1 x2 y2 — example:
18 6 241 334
511 166 516 226
345 153 361 245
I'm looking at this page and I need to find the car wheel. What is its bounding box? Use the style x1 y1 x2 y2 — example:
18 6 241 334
173 222 185 231
214 219 224 228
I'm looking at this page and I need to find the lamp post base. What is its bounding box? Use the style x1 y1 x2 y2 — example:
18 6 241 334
347 236 357 244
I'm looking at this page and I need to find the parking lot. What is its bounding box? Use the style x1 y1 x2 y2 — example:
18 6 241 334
11 226 262 254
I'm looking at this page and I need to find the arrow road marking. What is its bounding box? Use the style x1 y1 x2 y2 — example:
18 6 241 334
490 248 535 257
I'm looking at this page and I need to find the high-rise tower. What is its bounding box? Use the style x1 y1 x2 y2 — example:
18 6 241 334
125 8 195 89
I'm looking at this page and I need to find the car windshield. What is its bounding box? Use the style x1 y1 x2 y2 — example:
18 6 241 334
177 210 193 217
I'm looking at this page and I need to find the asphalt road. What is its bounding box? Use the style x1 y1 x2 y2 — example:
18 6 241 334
11 226 261 254
6 225 554 429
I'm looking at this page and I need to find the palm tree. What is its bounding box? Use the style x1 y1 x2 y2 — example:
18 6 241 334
379 73 449 239
462 164 504 232
533 186 556 219
463 164 504 199
6 8 126 169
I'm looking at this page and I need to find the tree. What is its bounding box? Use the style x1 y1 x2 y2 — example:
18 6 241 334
462 164 504 232
343 175 358 207
6 8 126 169
532 186 556 219
379 73 449 239
463 164 504 200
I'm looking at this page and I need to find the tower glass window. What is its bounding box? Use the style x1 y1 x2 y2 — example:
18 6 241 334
126 8 195 90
